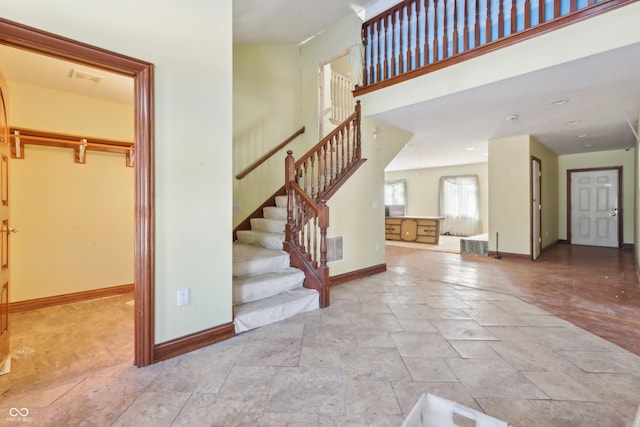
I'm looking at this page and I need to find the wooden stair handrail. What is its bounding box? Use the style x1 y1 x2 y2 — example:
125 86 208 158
236 126 305 180
295 102 360 169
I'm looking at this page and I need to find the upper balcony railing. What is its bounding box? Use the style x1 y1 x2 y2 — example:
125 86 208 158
355 0 635 95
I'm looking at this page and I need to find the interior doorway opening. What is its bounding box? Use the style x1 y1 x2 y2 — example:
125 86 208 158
318 49 356 138
531 157 541 260
0 18 155 367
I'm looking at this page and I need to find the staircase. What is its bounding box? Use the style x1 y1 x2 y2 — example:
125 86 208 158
233 195 319 333
233 101 364 334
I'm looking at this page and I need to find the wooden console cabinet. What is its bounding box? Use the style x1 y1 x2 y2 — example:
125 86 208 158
385 216 444 244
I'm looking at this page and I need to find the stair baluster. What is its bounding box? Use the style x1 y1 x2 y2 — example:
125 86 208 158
284 101 364 309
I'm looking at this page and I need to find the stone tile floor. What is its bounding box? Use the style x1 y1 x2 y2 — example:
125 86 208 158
2 252 640 426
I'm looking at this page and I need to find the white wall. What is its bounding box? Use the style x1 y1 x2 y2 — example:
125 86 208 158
2 0 233 344
385 162 489 234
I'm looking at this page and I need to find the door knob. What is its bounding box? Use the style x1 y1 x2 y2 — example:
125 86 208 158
7 227 17 233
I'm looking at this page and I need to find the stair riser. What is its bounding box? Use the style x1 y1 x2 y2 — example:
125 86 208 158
233 268 304 305
250 218 286 233
275 195 288 208
236 230 284 251
263 206 287 220
233 243 291 277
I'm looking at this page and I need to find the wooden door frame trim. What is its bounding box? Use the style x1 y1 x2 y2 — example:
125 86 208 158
0 18 155 367
566 166 623 248
531 156 542 260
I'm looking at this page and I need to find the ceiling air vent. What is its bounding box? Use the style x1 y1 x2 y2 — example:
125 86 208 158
68 69 103 84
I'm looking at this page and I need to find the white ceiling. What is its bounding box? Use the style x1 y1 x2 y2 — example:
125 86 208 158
233 0 384 44
2 1 638 173
0 45 133 105
377 42 640 171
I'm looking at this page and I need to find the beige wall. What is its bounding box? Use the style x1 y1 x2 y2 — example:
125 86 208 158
327 119 411 276
3 0 233 343
8 82 134 139
385 162 489 234
530 136 559 250
233 44 303 226
558 149 635 244
488 135 531 254
6 82 134 302
488 135 560 256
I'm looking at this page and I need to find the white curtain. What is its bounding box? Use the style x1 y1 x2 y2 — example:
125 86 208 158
439 175 480 236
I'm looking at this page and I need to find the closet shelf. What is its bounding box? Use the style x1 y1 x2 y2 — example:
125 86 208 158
9 127 134 167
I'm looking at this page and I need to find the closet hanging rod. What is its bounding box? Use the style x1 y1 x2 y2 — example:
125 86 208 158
9 127 134 167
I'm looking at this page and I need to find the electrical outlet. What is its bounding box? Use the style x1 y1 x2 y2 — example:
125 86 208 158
177 288 190 306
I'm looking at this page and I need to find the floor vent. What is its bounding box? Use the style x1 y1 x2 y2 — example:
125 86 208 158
327 235 344 263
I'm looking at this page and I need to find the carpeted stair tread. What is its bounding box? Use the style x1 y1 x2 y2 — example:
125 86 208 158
233 243 290 277
236 230 284 250
234 287 319 333
233 267 304 305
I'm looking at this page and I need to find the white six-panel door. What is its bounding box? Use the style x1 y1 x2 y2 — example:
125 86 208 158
570 169 619 248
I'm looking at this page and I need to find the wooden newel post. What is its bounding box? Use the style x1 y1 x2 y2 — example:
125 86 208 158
318 199 330 308
285 150 296 240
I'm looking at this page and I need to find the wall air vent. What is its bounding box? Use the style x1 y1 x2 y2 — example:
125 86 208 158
68 69 103 84
326 235 343 263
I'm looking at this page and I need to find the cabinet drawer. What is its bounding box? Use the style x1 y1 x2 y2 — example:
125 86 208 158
417 225 436 236
385 224 401 234
415 235 437 244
